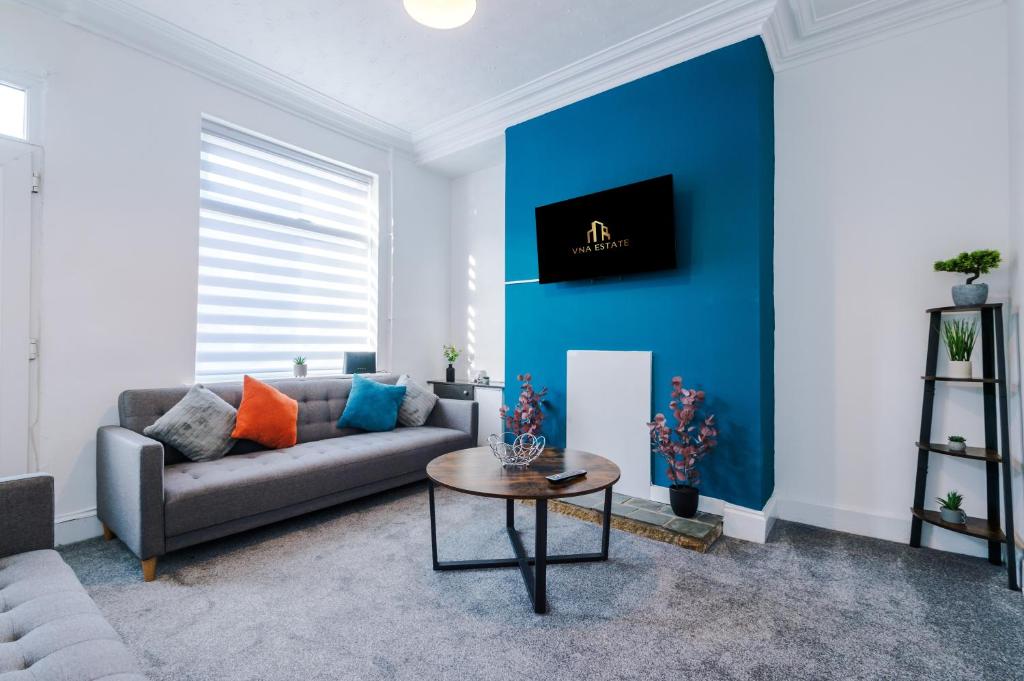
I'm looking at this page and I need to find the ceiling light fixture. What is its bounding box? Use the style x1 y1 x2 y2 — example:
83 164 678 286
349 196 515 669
403 0 476 29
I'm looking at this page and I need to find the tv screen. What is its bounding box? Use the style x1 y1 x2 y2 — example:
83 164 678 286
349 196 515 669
534 175 676 284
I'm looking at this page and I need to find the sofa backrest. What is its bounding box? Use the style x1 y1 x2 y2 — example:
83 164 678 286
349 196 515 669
118 375 400 465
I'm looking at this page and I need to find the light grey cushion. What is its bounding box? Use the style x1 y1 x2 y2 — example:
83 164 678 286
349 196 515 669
0 549 147 680
143 384 236 462
162 427 473 536
396 375 438 427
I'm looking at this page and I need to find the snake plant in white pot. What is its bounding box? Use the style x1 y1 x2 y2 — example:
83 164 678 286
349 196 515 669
942 319 976 379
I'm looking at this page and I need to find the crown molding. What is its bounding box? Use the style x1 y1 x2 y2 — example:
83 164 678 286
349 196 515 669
14 0 415 153
11 0 1008 173
763 0 1005 72
412 0 777 167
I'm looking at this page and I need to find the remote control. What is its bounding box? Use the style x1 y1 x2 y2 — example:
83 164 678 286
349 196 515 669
546 469 587 484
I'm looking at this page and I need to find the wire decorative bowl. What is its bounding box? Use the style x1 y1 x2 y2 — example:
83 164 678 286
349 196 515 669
487 432 546 468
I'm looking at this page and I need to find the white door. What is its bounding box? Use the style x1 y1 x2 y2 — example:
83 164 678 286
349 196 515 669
0 139 37 477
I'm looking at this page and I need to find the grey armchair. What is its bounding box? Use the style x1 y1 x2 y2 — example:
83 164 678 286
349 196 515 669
0 472 55 558
0 473 149 679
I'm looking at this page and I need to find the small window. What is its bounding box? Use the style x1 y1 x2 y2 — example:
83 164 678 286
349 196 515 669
195 119 380 383
0 82 27 140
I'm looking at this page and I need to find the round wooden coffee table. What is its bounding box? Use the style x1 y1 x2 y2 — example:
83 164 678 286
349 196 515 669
426 447 620 614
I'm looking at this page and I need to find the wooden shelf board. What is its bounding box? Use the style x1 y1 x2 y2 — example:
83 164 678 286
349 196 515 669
915 442 1000 462
925 303 1003 314
921 376 1001 384
911 508 1005 542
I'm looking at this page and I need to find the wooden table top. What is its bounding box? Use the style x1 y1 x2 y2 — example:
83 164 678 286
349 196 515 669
426 447 620 500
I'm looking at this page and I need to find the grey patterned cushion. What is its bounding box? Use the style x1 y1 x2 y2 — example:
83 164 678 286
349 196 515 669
396 375 438 427
143 384 237 462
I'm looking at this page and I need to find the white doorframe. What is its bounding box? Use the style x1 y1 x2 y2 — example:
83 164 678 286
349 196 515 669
0 138 41 477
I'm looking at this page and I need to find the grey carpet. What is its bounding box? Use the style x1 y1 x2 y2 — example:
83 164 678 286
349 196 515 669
60 482 1023 681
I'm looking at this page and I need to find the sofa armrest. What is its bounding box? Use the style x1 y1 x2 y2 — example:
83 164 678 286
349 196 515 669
0 473 54 558
426 398 478 444
96 426 165 559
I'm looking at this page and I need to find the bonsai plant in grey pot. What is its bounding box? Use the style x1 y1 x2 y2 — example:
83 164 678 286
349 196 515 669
942 319 977 379
293 356 307 378
648 376 718 518
936 490 966 525
947 435 967 452
933 249 1001 306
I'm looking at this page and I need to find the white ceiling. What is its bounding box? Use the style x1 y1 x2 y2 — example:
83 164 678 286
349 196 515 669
120 0 712 133
23 0 997 171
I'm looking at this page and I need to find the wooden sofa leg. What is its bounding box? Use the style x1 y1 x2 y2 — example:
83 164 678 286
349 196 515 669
102 523 116 541
141 558 157 582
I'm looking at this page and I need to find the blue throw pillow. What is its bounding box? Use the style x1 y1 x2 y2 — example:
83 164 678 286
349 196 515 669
337 374 407 432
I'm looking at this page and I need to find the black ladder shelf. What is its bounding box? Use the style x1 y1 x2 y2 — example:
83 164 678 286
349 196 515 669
910 303 1018 590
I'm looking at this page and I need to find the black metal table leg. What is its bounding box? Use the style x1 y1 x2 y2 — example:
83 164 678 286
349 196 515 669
601 487 613 558
430 486 614 613
534 499 548 614
428 480 440 570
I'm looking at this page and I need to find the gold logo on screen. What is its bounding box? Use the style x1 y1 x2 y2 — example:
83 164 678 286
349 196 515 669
571 220 630 255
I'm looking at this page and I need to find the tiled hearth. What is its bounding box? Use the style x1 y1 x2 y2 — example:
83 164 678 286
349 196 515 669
526 492 722 552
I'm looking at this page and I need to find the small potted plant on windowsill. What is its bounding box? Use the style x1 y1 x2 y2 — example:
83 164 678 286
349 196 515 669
942 318 977 379
648 376 718 518
933 249 1001 306
293 356 307 378
442 345 460 383
937 490 966 525
947 435 967 452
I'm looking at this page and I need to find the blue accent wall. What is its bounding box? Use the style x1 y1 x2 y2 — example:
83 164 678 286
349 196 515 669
504 37 775 510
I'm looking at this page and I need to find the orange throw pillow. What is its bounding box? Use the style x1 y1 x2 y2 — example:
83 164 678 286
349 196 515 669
230 375 298 449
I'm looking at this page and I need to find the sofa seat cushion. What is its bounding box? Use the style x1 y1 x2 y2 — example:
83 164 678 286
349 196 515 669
0 550 146 680
163 427 472 537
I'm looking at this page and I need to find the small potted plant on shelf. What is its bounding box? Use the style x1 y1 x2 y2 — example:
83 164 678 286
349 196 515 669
442 345 460 382
936 490 967 525
942 318 977 379
293 356 307 378
947 435 967 452
933 249 1001 306
647 376 718 518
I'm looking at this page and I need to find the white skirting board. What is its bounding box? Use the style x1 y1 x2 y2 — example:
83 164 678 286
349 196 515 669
54 508 102 546
772 498 909 544
566 350 652 499
650 485 777 543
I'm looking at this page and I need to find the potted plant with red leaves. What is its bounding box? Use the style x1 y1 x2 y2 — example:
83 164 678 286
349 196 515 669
647 376 718 518
499 373 549 436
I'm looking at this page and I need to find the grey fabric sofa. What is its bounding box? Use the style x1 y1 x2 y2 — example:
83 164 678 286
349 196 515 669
97 375 477 581
0 473 147 680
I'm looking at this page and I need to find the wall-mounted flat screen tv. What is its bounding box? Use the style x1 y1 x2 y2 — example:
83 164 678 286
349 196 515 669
534 174 676 284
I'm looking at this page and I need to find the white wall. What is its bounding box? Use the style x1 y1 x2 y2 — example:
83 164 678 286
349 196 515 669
391 153 452 380
449 163 505 383
0 2 451 540
1008 0 1024 559
774 5 1013 557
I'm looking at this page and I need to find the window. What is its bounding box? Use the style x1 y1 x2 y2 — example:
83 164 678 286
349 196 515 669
0 81 27 140
196 119 379 383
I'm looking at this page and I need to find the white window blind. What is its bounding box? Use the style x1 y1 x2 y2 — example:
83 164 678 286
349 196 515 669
196 120 379 383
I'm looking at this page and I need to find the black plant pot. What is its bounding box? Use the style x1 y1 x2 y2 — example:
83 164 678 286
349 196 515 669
669 484 699 518
445 364 455 382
